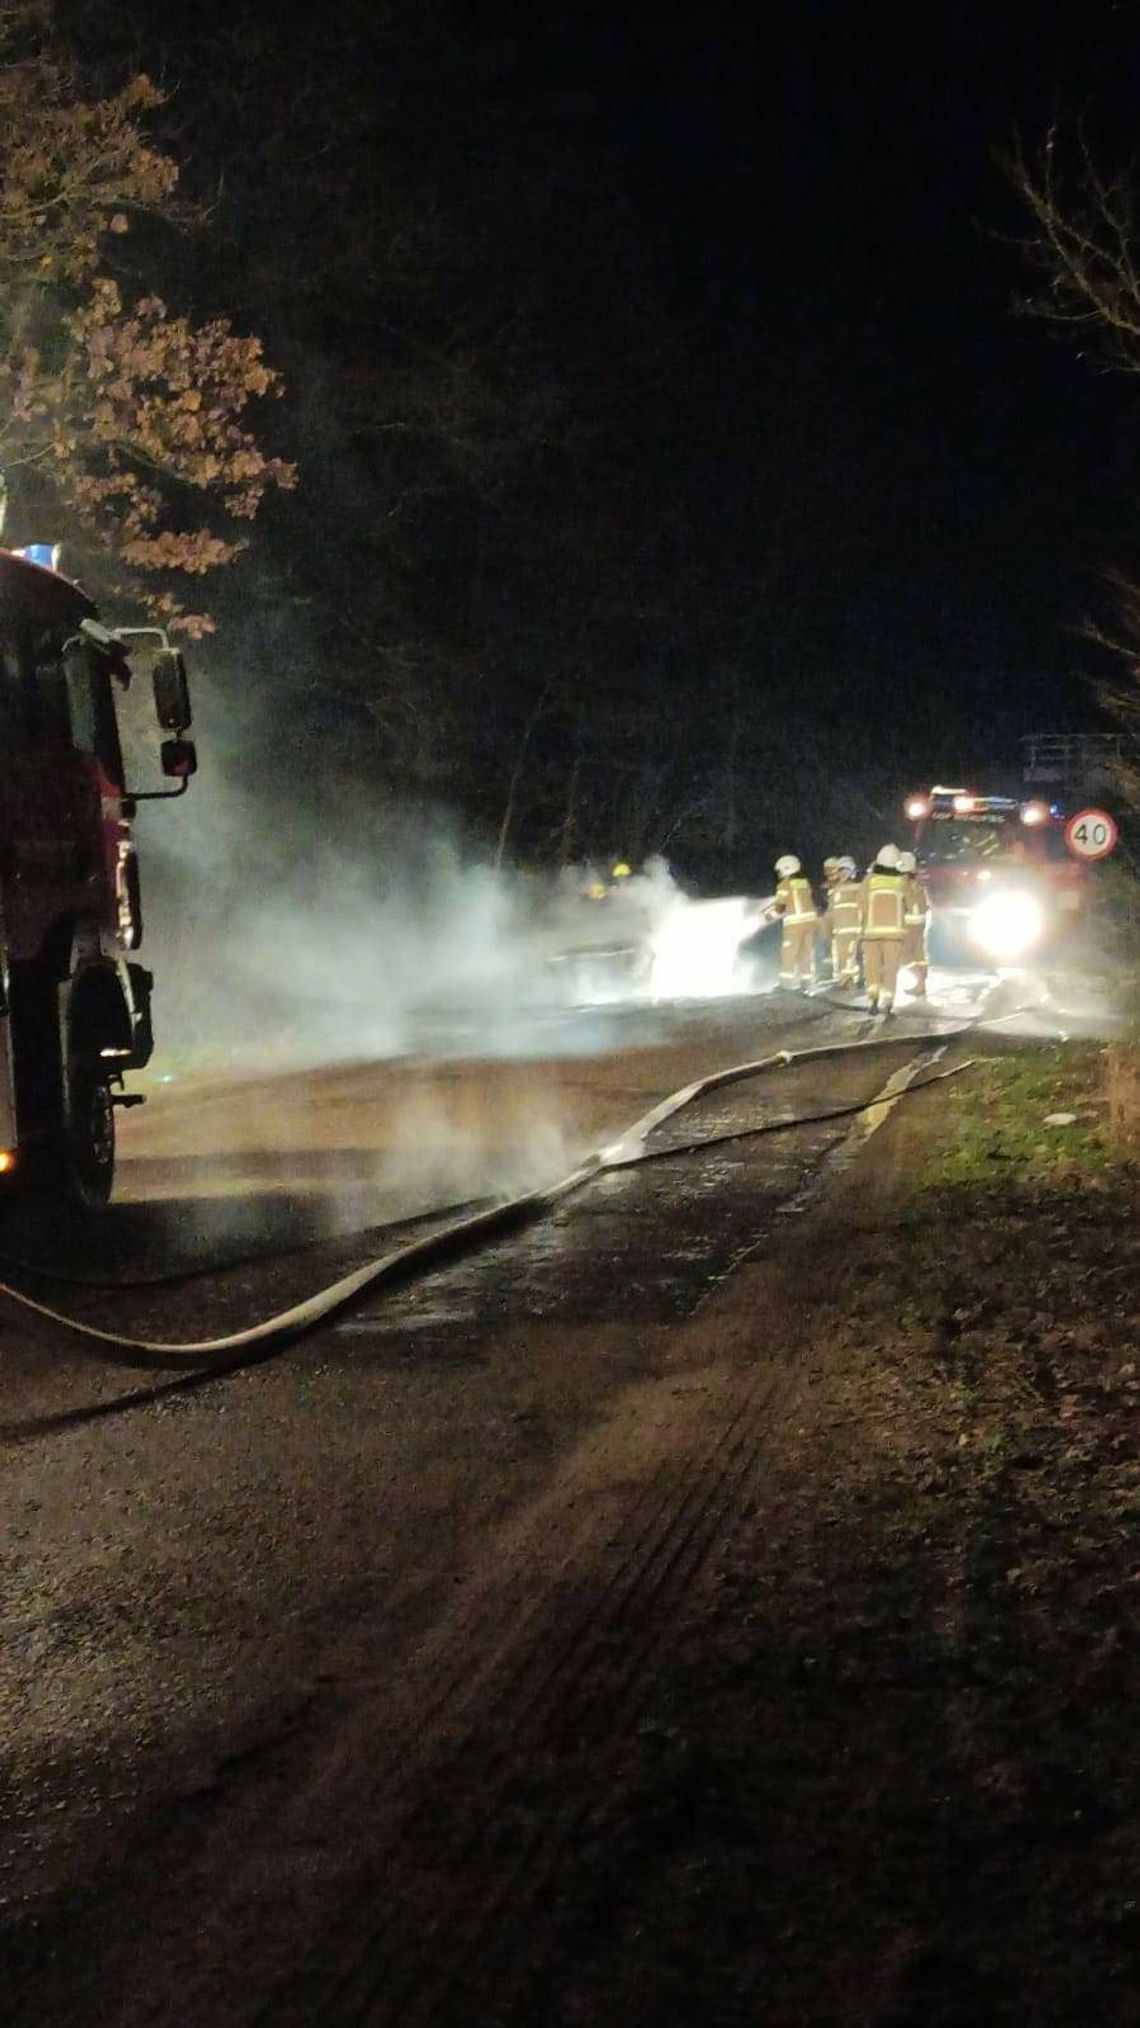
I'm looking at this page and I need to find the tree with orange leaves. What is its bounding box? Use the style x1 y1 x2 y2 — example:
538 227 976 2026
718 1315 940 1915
0 2 295 633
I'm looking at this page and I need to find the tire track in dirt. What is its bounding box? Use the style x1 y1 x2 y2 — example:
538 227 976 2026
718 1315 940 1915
271 1050 944 2025
348 1372 797 2028
259 1356 794 2027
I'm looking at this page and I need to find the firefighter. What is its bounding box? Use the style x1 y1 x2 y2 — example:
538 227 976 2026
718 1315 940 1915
861 843 906 1014
897 849 930 998
770 854 818 990
827 854 863 988
817 857 841 977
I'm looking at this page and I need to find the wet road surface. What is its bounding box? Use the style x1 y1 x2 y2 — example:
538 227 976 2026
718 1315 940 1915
0 984 990 2023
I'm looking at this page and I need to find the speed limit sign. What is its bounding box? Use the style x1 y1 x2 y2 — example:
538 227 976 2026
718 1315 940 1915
1064 808 1118 861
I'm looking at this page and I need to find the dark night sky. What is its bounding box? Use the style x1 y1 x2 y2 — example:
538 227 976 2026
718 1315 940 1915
70 0 1140 864
476 0 1139 733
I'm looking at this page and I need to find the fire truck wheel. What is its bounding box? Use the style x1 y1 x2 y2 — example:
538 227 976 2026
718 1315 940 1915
63 1058 115 1208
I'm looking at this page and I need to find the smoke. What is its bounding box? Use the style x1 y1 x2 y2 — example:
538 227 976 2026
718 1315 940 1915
142 795 553 1070
116 1050 582 1229
132 699 568 1074
133 678 772 1081
117 652 779 1221
649 891 769 1000
123 742 605 1216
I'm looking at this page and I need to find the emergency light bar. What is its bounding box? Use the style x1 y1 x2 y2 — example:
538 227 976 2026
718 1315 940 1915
12 543 62 571
907 786 1065 828
909 788 1022 820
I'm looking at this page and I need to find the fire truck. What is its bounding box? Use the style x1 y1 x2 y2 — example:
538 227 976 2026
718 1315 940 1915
904 785 1085 965
0 545 195 1208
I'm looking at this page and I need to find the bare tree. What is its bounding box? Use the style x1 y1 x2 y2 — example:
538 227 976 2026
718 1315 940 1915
1009 127 1140 372
1009 128 1140 811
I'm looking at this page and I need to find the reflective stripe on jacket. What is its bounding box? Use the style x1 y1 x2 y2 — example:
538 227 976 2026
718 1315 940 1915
775 875 817 924
862 871 906 938
828 879 862 933
903 874 929 927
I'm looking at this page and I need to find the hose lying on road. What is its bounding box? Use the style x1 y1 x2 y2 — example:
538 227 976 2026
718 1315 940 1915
602 1059 975 1169
0 1022 983 1372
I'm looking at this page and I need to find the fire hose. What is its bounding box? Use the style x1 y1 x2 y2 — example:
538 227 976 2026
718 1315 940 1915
0 1023 986 1374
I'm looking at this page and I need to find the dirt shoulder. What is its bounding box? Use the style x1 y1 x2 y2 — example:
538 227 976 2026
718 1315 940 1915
332 1034 1138 2028
514 1036 1140 2028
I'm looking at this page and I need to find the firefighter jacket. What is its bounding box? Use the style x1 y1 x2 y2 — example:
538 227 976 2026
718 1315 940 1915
903 873 929 927
861 869 906 939
773 875 817 924
826 878 862 937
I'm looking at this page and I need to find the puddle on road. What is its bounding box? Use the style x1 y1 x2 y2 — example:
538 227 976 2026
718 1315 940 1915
337 1306 479 1335
330 1117 841 1348
324 1010 982 1353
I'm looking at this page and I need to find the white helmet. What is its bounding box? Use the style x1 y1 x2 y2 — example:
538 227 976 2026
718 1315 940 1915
897 850 916 873
876 842 901 869
775 854 800 877
837 855 857 878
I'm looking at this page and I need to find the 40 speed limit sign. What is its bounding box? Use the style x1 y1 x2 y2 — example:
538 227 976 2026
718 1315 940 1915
1064 808 1118 861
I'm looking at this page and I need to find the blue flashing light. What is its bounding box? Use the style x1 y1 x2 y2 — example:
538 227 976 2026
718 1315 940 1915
13 542 62 571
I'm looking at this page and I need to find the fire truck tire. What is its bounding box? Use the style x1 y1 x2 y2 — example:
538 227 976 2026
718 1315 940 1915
27 1037 116 1213
62 1055 115 1209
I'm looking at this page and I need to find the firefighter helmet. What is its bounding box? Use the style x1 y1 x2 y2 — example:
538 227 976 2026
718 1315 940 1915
611 861 632 880
822 856 840 879
837 855 857 878
875 843 901 869
775 854 800 877
897 850 917 873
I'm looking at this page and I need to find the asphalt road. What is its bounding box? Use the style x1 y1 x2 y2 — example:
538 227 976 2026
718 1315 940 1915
0 979 1001 2022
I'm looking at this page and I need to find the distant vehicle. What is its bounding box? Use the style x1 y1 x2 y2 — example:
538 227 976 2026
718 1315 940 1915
904 785 1086 965
0 546 196 1206
538 862 657 1000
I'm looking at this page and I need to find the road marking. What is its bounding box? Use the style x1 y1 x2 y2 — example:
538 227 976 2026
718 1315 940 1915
845 1044 949 1154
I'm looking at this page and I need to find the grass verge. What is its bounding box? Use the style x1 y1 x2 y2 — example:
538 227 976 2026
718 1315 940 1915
501 1038 1140 2026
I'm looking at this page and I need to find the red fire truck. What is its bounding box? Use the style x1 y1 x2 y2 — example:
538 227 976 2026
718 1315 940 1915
0 545 195 1208
904 786 1086 965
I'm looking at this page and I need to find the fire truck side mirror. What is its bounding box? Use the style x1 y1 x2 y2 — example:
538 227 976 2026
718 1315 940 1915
152 651 192 733
160 737 197 780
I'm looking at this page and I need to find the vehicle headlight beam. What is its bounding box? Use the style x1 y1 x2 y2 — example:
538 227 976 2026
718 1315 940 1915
969 889 1046 963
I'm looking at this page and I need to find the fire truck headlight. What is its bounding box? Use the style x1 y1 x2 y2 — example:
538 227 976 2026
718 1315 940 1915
970 889 1046 962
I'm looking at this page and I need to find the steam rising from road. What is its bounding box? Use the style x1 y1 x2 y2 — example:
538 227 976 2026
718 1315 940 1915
120 668 775 1215
135 736 769 1076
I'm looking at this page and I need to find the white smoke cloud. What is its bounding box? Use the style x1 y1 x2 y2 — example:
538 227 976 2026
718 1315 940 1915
132 684 765 1080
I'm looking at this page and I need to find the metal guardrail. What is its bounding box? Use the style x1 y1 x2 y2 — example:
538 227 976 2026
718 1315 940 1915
1021 732 1138 786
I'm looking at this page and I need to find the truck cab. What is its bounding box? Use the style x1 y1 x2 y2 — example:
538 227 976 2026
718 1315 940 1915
0 547 195 1207
905 786 1085 965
